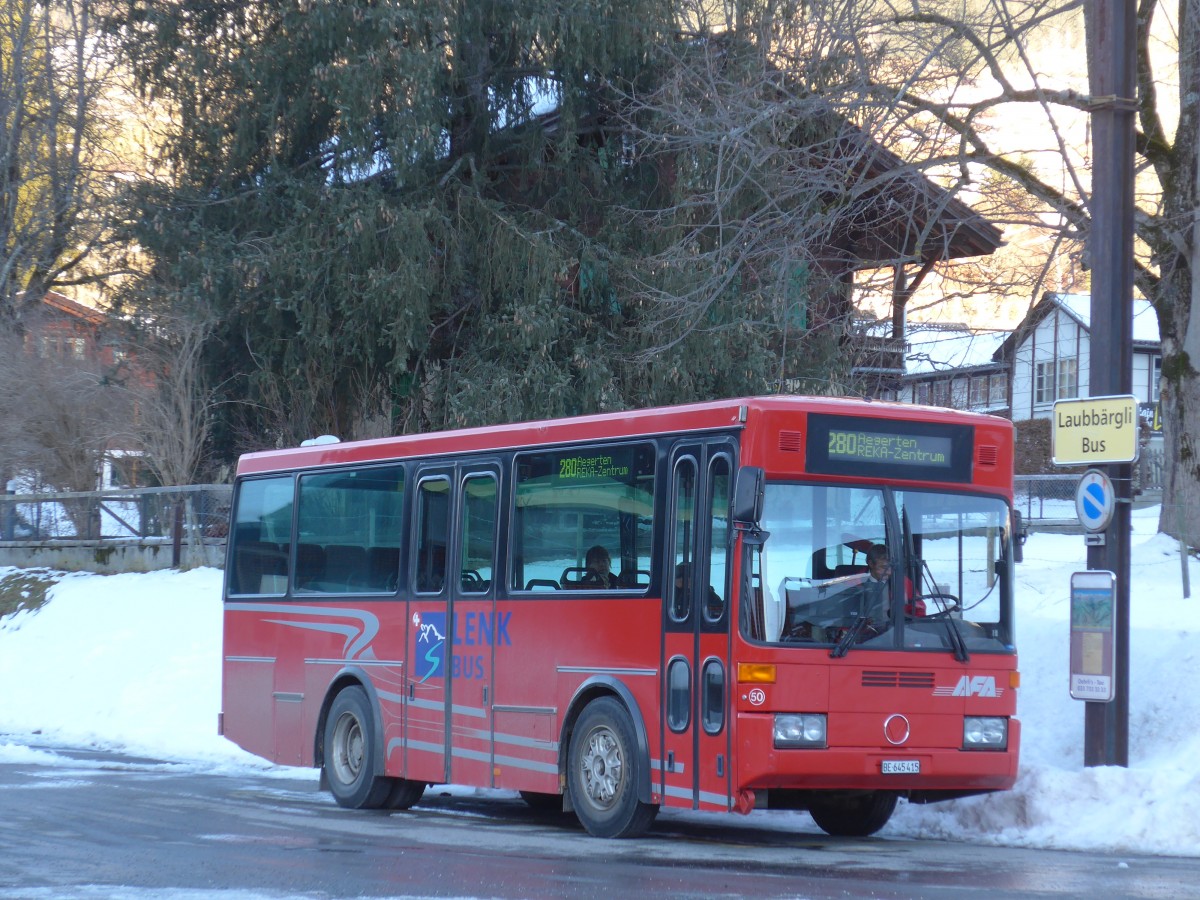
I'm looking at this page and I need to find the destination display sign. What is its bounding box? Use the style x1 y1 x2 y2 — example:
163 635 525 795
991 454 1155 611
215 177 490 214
826 428 953 468
806 414 974 482
1052 395 1139 465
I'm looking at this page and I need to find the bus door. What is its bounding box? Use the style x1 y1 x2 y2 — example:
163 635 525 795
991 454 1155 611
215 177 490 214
662 442 734 811
405 464 500 787
406 468 453 784
446 466 501 788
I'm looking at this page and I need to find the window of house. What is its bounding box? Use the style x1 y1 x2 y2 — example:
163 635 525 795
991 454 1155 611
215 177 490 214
1057 358 1078 399
1034 360 1054 404
989 373 1007 406
932 380 950 407
1035 358 1078 404
916 382 931 405
969 376 987 407
950 378 968 408
1152 357 1162 401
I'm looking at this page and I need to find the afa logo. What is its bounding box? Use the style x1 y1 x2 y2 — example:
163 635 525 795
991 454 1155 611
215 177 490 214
414 611 446 683
933 674 1002 698
952 675 999 697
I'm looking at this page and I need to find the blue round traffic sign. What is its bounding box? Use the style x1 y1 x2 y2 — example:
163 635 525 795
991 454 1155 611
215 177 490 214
1075 469 1115 532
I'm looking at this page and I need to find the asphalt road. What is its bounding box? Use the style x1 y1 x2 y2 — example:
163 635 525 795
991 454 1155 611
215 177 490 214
0 745 1195 899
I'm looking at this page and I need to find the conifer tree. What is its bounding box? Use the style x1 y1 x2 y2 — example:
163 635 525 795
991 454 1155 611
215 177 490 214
107 0 977 456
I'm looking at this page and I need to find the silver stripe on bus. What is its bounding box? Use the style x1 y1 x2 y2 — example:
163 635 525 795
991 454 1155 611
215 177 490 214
491 704 556 715
272 692 304 702
406 696 485 719
451 723 557 753
660 783 730 807
651 757 683 775
401 738 444 756
306 658 404 668
491 751 558 775
556 666 657 677
495 731 557 752
407 696 444 712
225 656 274 664
234 602 380 660
387 738 557 775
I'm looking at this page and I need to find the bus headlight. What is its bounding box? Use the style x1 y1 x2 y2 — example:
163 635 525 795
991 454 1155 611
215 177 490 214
963 716 1008 749
774 714 827 748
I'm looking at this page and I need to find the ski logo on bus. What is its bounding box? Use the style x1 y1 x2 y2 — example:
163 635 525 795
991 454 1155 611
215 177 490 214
412 610 515 683
413 611 446 682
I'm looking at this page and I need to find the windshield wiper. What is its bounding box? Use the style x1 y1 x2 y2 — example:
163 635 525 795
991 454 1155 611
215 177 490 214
942 614 969 662
830 616 870 658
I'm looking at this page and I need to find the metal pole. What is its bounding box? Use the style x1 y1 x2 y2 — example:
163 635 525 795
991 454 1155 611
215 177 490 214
1084 0 1135 767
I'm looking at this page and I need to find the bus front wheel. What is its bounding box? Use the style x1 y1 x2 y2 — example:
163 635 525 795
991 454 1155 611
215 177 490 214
808 791 898 837
324 685 392 809
567 697 657 838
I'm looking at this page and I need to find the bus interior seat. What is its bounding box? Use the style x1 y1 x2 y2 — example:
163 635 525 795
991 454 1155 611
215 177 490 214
460 569 491 592
325 544 367 589
525 578 560 591
367 546 400 591
560 566 589 588
295 542 326 588
811 547 869 581
235 540 286 594
619 569 651 588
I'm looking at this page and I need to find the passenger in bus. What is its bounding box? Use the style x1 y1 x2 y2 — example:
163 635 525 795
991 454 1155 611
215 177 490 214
582 545 617 588
674 563 724 618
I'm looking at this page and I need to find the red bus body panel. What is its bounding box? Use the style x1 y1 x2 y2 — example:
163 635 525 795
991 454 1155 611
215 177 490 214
222 396 1019 815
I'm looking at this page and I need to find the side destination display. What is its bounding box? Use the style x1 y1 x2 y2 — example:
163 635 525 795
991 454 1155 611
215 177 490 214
1052 395 1139 466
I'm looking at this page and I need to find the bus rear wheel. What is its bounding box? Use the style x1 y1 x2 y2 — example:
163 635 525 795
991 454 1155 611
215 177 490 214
808 791 898 837
324 685 392 809
567 697 657 838
385 778 425 810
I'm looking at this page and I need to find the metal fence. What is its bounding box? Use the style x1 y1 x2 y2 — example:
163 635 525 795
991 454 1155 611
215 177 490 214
1 485 231 544
1014 445 1164 524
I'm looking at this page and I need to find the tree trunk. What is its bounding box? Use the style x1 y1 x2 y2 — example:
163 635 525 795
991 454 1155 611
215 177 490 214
1155 3 1200 549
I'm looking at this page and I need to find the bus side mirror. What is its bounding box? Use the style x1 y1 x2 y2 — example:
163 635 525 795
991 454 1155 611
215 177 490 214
733 466 764 525
1012 510 1026 563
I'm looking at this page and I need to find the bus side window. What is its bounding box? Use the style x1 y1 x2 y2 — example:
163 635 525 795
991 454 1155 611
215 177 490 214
229 475 293 596
415 477 450 594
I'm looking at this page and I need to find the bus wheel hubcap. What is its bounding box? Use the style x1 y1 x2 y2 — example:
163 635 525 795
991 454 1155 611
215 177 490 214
581 728 622 807
333 713 364 784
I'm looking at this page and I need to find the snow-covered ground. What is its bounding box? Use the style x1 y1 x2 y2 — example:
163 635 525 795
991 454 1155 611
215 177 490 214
2 504 1198 857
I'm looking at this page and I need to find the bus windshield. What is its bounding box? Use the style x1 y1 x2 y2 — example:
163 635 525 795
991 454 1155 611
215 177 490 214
751 482 1014 654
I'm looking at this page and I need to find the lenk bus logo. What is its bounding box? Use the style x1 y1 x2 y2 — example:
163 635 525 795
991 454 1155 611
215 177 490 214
952 675 998 697
414 612 446 682
412 610 515 683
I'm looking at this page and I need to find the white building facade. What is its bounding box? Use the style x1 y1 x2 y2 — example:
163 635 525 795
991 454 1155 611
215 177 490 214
1002 293 1160 422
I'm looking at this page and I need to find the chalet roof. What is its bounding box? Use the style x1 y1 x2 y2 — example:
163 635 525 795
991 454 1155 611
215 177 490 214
995 291 1160 360
25 290 107 326
903 325 1009 376
841 125 1003 264
528 107 1002 267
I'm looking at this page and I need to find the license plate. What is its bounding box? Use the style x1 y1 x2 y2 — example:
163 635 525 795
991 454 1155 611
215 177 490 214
881 760 920 774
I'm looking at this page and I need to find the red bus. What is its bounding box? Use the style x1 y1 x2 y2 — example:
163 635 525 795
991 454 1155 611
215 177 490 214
221 396 1019 838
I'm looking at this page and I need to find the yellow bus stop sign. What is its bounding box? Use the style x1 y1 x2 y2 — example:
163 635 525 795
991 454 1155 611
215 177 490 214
1052 395 1139 466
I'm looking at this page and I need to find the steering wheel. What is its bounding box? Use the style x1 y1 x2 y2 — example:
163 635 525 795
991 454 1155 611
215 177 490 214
918 592 962 619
